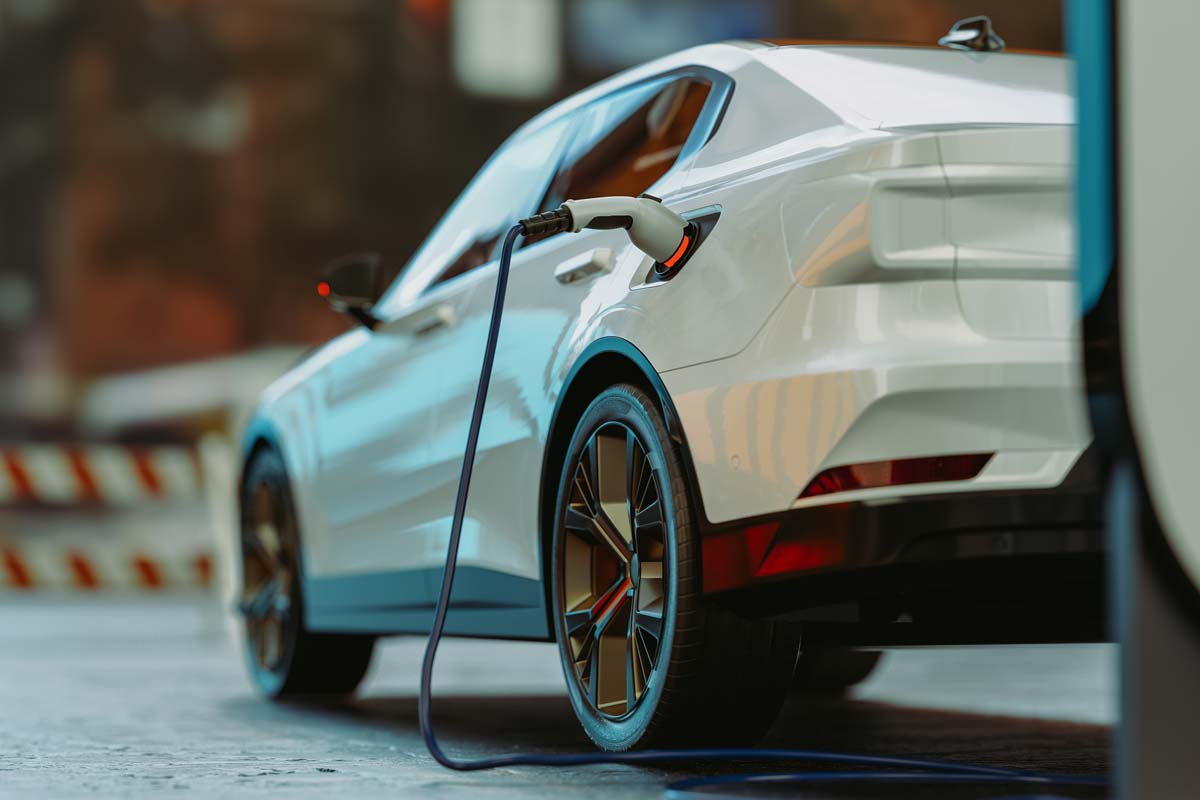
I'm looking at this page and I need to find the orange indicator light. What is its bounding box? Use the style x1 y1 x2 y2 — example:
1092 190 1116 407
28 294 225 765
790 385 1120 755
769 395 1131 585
663 234 691 269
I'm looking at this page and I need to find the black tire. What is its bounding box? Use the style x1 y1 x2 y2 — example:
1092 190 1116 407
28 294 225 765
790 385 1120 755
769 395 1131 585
550 383 799 750
791 647 882 695
239 448 376 698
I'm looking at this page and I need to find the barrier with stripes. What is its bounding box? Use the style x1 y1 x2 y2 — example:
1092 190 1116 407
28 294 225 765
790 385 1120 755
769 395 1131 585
0 443 203 507
0 441 218 591
0 544 213 590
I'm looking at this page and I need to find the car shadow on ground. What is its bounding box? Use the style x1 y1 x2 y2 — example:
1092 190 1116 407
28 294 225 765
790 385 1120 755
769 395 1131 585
221 691 1109 798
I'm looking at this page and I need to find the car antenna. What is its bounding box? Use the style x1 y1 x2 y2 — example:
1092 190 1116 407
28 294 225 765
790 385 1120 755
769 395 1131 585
938 15 1006 52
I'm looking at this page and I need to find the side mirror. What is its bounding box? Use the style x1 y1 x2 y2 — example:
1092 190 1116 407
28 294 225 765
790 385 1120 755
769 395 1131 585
318 253 382 330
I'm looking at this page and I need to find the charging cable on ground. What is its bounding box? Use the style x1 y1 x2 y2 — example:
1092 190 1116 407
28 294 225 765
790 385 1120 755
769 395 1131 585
417 205 1109 797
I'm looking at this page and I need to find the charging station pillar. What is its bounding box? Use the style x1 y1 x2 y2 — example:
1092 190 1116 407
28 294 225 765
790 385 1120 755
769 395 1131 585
1074 0 1200 794
1109 462 1200 798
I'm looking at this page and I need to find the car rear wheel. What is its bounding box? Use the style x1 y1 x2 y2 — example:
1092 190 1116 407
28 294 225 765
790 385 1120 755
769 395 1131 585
550 383 799 750
239 449 375 698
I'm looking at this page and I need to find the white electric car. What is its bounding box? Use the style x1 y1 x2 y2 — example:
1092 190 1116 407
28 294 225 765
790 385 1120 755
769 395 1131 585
238 39 1098 750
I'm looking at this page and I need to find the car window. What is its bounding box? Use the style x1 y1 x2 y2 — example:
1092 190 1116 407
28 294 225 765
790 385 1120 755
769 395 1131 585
375 116 570 314
525 76 712 245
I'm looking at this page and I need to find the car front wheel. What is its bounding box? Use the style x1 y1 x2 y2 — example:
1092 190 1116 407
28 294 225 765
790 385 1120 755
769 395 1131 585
239 448 375 698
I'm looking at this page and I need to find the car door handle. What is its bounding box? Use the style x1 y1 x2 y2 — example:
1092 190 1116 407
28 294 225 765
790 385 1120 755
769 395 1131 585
554 248 613 284
406 303 458 336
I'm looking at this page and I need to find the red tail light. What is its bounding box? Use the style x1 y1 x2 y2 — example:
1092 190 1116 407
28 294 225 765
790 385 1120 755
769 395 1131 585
798 453 993 500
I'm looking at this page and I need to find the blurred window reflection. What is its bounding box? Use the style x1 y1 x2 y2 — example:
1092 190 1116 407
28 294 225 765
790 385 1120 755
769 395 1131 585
560 78 711 199
526 77 712 246
377 117 570 312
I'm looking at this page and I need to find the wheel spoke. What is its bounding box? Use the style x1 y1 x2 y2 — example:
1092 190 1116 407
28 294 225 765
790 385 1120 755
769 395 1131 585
594 586 632 713
260 611 281 668
592 514 633 562
626 608 639 711
255 616 268 666
633 498 664 561
564 608 592 637
635 609 664 643
568 458 631 562
251 484 273 526
593 579 632 634
634 450 655 516
626 432 642 550
243 526 273 569
563 504 593 533
594 428 634 549
572 458 599 518
584 635 599 706
634 623 655 677
634 498 662 531
240 575 280 620
566 573 624 658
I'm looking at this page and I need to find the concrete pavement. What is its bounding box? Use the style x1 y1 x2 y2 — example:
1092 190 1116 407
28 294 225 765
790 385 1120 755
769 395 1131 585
0 596 1112 798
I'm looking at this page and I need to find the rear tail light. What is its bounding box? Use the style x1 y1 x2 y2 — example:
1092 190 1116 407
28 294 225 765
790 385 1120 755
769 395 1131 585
798 453 993 500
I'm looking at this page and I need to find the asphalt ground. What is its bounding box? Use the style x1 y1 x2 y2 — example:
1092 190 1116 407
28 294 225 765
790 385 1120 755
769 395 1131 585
0 595 1113 798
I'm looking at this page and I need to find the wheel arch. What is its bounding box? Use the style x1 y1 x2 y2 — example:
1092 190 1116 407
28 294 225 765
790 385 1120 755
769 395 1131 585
239 416 287 491
537 337 708 632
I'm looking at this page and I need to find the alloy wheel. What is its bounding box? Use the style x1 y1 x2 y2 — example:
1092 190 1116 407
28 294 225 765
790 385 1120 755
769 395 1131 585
559 422 668 719
240 482 294 673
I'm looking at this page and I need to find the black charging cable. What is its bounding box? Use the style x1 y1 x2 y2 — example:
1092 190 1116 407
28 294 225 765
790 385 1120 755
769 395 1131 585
417 221 1109 797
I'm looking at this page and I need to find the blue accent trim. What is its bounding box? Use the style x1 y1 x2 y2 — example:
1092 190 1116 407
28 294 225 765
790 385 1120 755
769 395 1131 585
239 414 281 462
1067 0 1114 315
305 566 549 640
540 336 710 538
555 337 689 448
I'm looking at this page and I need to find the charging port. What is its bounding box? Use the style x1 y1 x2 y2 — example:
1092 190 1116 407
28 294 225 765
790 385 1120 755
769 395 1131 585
645 205 721 284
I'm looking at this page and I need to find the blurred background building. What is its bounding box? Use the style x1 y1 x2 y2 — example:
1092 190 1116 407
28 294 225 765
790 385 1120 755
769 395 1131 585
0 0 1061 591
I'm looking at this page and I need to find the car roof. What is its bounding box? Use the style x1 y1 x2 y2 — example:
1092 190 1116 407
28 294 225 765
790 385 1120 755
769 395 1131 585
756 44 1071 129
515 40 1070 143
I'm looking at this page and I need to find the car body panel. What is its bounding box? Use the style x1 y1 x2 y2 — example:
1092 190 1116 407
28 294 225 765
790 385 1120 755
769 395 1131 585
756 46 1071 130
239 42 1088 639
661 281 1090 524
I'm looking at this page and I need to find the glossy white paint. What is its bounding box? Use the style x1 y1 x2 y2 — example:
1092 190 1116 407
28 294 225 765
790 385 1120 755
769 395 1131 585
662 281 1090 523
243 43 1087 601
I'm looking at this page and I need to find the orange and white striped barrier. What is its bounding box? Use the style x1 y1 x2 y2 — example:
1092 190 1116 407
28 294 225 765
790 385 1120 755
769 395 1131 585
0 543 213 591
0 440 222 592
0 443 203 507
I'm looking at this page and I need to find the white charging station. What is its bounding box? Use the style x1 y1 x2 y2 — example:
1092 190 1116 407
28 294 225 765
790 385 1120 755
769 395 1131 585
1074 0 1200 795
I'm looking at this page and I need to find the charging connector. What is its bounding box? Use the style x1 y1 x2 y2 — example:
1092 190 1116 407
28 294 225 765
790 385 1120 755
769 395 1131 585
519 194 695 269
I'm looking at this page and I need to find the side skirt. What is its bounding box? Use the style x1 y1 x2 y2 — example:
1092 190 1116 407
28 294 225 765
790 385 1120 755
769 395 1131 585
304 566 551 641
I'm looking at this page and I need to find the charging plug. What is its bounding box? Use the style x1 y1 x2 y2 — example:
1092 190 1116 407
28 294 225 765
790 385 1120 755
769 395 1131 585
519 195 696 270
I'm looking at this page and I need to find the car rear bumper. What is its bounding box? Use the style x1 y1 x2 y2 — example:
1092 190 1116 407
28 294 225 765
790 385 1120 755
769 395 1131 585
701 443 1101 593
697 447 1106 644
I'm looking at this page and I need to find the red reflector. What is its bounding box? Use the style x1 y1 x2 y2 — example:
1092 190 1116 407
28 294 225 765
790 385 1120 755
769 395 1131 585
701 518 849 593
317 281 331 298
798 453 993 500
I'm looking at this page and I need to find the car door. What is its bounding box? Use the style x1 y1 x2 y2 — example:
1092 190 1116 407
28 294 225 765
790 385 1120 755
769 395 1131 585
424 73 725 590
311 296 462 583
311 116 572 589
